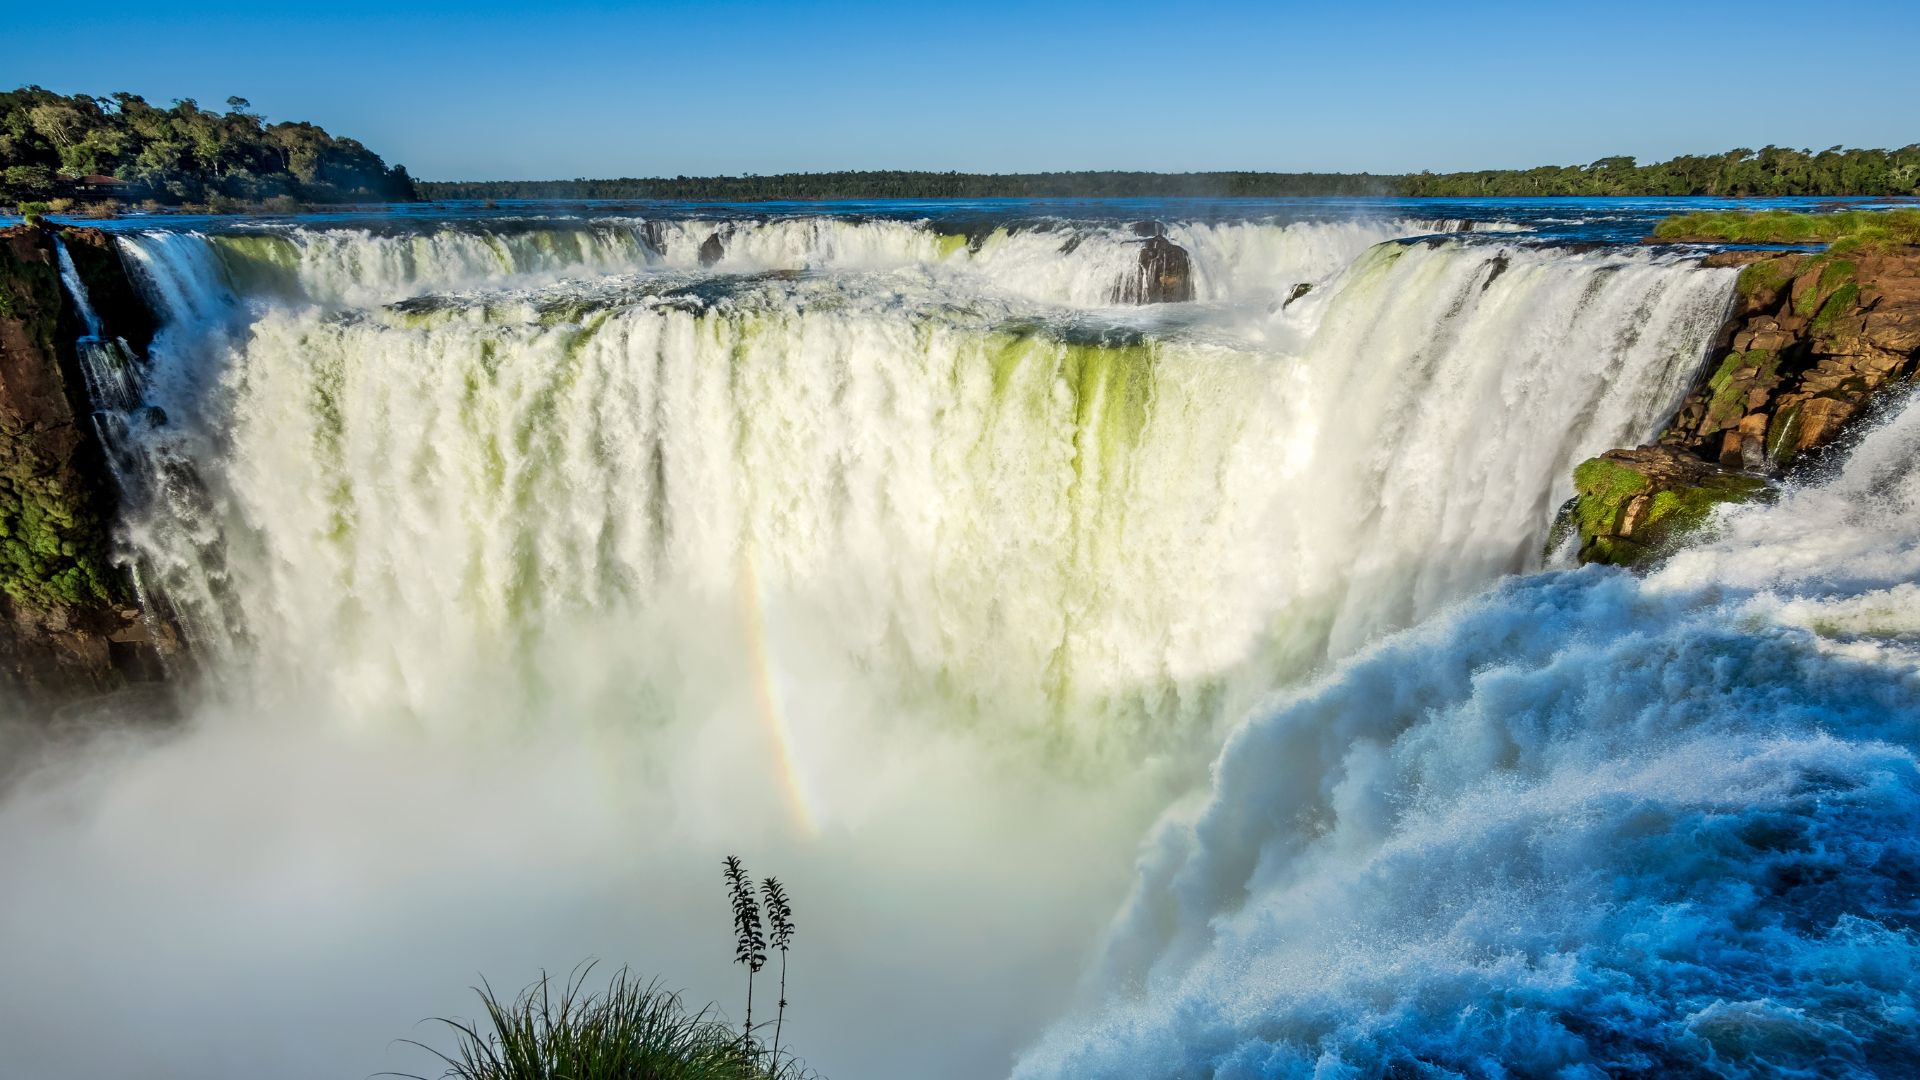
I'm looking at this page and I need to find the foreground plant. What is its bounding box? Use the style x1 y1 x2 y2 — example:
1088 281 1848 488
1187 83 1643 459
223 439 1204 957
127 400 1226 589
759 878 797 1069
400 964 811 1080
723 856 767 1053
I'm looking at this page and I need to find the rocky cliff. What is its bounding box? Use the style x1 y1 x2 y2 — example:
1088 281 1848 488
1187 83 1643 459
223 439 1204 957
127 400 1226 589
1564 241 1920 565
0 224 176 713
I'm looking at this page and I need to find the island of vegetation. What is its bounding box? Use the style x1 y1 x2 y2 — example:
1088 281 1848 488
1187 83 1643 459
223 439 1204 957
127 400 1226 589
1651 207 1920 245
1 86 416 212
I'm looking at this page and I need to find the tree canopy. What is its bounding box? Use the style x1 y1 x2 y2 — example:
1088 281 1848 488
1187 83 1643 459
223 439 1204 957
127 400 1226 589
1 86 417 206
1400 146 1920 197
416 170 1400 201
422 147 1920 202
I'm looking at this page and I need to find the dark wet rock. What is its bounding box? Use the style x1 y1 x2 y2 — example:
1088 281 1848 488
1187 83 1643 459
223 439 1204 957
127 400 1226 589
1114 231 1194 305
1284 283 1313 309
0 224 176 709
639 220 669 257
698 231 726 268
1482 253 1510 291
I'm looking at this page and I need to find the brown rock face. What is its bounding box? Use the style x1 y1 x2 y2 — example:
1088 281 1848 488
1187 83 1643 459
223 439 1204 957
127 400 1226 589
1669 247 1920 469
1566 244 1920 568
0 224 176 713
1113 224 1194 304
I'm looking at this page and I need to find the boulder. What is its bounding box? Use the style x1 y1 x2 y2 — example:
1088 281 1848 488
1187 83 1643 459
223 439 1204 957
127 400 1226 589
1114 231 1194 305
698 231 725 268
1557 447 1767 567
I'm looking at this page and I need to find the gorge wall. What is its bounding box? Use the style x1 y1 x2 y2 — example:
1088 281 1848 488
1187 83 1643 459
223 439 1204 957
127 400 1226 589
1565 242 1920 565
0 224 174 711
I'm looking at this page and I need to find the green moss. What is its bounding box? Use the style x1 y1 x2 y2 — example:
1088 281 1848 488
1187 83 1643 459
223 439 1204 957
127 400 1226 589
0 473 117 608
1584 534 1652 567
1701 349 1778 432
1573 456 1653 505
0 235 124 613
1568 456 1651 545
1646 475 1763 555
1810 282 1861 336
1818 258 1857 292
1568 454 1766 567
1736 257 1799 301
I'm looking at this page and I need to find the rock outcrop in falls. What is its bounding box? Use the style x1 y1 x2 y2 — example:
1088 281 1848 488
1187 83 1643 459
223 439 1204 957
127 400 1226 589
0 224 175 710
1114 221 1195 304
1564 244 1920 565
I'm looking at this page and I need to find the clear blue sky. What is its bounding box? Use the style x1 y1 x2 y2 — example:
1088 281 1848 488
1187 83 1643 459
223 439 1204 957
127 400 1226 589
10 0 1918 181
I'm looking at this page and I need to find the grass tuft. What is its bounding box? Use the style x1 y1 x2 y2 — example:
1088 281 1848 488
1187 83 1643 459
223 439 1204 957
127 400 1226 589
395 965 812 1080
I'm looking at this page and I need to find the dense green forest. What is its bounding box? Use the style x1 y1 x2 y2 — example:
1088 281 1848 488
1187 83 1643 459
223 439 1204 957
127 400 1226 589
1 86 416 208
1400 146 1920 197
417 170 1399 201
423 147 1920 202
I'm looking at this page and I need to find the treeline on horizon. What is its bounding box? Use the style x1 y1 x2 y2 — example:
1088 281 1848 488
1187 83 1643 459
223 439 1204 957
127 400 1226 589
423 146 1920 202
418 170 1399 201
1 86 417 208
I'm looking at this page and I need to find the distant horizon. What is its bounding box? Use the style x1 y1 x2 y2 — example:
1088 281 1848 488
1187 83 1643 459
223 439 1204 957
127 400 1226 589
410 160 1916 186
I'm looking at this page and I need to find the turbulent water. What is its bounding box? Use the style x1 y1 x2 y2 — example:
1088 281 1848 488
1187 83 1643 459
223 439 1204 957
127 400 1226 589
12 205 1907 1080
1016 394 1920 1079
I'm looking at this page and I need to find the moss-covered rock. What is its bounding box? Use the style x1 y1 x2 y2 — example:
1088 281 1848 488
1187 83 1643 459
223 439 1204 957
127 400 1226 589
1562 447 1767 567
1676 244 1920 470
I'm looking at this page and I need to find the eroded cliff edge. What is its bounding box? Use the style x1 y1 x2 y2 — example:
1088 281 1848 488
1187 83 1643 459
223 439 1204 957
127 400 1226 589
1563 239 1920 565
0 223 175 712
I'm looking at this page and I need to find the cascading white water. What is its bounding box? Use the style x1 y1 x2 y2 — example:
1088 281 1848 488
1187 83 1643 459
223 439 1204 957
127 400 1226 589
113 215 1493 313
106 222 1732 758
1014 390 1920 1079
4 212 1762 1080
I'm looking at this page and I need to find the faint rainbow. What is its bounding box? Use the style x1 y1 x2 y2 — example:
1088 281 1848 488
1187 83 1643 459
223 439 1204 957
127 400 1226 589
737 547 820 838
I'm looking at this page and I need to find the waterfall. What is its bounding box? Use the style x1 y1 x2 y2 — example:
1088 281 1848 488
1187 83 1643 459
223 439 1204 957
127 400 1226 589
1013 391 1920 1079
107 222 1733 753
55 239 141 413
